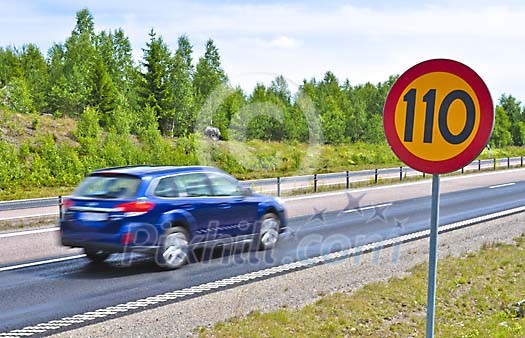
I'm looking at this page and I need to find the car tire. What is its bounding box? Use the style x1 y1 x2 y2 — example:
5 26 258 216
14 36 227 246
157 226 190 270
84 248 111 263
255 213 280 251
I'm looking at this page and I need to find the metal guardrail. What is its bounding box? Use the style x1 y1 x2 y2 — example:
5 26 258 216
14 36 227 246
242 156 524 196
0 156 523 211
0 197 60 212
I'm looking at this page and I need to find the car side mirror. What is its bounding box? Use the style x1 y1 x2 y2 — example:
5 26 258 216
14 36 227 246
241 187 253 197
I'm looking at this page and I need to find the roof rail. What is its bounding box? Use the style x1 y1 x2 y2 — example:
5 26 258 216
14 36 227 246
92 165 153 172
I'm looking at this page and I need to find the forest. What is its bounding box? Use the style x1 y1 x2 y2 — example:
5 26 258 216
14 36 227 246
0 9 524 194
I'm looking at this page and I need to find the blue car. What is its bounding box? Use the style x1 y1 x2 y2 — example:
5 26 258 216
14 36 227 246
60 166 287 269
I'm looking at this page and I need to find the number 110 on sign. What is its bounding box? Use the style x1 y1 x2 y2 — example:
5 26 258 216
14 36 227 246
403 88 476 145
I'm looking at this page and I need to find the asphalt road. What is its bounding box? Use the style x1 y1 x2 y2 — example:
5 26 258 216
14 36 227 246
0 169 524 334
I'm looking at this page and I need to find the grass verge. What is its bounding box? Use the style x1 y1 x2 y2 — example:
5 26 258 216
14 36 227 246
0 186 75 201
198 234 525 337
0 216 58 232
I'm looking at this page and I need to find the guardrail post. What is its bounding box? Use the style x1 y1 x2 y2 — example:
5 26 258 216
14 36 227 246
507 157 510 168
521 156 524 167
423 172 426 179
493 158 497 170
314 174 318 192
58 195 63 220
461 167 464 174
277 177 281 197
399 166 403 181
374 168 378 184
346 171 350 189
478 159 481 171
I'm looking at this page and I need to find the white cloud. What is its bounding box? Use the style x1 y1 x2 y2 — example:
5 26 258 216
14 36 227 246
1 1 525 100
267 36 300 49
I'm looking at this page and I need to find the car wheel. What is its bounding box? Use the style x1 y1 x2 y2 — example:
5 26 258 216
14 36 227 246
157 226 190 269
84 248 111 263
256 213 280 251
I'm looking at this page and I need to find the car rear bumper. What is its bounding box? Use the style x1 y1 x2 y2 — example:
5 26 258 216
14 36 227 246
61 237 160 254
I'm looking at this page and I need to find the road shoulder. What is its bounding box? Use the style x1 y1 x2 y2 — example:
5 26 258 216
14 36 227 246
51 212 525 338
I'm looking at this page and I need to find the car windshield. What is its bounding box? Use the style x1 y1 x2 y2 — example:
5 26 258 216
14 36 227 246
73 174 141 199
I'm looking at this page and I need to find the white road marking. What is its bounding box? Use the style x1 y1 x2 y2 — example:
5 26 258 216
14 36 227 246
2 204 524 337
0 227 59 239
489 182 516 189
343 203 393 214
0 254 85 273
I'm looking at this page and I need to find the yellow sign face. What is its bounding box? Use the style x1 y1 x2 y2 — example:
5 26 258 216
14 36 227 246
393 72 481 161
383 59 494 174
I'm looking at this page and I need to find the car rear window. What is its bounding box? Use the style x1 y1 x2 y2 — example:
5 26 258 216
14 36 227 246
73 174 141 199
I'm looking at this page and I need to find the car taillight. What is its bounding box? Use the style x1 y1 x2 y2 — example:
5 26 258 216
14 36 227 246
63 198 74 212
115 201 155 216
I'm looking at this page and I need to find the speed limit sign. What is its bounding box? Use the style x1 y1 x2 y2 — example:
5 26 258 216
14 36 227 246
383 59 494 174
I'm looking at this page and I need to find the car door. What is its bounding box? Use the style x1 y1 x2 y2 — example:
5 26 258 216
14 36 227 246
162 173 219 240
206 172 259 238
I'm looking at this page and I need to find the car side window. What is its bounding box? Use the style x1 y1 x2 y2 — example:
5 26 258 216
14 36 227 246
173 173 213 197
207 173 242 196
153 176 179 198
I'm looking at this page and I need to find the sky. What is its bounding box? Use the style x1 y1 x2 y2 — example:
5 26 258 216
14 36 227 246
1 0 525 102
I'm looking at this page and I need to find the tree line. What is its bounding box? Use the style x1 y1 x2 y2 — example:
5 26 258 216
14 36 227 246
0 8 524 147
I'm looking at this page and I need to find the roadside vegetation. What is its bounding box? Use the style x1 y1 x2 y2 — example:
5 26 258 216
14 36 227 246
1 9 524 200
198 234 525 337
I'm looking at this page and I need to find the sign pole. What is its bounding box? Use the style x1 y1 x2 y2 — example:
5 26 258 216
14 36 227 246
383 59 494 338
425 174 440 337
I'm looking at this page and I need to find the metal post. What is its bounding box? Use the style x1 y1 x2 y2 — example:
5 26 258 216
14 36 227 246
426 174 441 338
277 177 281 197
478 159 481 171
461 167 464 174
374 168 378 184
346 171 350 189
521 156 523 167
400 166 403 181
58 195 63 220
423 172 426 179
507 157 510 168
493 158 497 170
314 174 318 192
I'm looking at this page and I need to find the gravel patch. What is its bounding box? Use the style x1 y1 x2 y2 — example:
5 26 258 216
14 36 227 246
52 213 525 338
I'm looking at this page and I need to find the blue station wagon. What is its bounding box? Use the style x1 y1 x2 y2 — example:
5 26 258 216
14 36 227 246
60 166 287 269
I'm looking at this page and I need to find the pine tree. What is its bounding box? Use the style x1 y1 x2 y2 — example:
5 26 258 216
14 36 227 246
19 44 49 112
0 46 22 87
490 106 512 147
91 58 117 117
47 9 98 115
96 28 138 109
140 29 173 135
499 94 524 145
169 36 194 137
193 39 228 106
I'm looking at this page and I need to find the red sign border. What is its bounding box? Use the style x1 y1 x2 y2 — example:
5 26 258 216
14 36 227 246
383 59 494 174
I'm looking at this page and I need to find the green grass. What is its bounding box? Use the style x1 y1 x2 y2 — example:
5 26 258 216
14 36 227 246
198 234 525 337
1 109 524 201
0 216 58 232
0 186 75 201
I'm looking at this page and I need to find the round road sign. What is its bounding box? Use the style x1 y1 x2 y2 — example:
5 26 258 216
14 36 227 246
383 59 494 174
